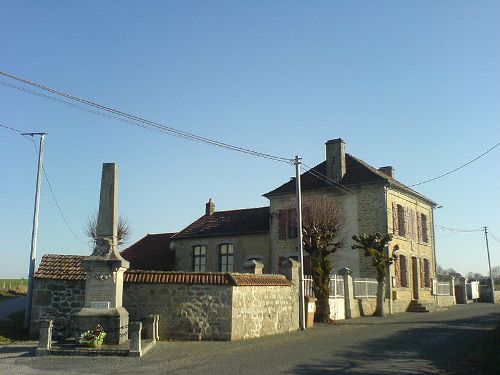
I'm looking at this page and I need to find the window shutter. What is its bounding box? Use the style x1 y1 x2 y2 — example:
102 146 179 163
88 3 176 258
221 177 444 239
404 257 409 287
404 207 409 238
394 255 401 287
278 210 286 240
392 202 399 235
417 213 422 242
420 259 425 288
411 209 416 240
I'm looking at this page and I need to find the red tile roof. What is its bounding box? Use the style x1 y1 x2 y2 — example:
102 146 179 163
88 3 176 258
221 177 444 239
34 254 291 287
174 207 270 239
264 154 436 205
120 232 176 271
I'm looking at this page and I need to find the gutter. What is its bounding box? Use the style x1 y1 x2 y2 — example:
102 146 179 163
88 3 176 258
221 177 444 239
384 184 393 315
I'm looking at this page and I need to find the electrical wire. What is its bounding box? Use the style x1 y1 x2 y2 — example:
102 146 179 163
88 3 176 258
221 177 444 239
434 225 483 233
1 123 87 245
488 231 500 245
0 71 293 164
410 141 500 187
300 162 354 194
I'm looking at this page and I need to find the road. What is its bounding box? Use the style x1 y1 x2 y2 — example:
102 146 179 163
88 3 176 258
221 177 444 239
0 296 26 318
1 303 499 374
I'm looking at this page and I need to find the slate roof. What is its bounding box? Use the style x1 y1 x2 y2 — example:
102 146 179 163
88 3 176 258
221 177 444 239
173 207 270 239
120 232 176 271
34 254 291 287
264 153 436 205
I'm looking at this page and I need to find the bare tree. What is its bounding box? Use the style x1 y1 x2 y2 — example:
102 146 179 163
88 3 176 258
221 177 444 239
300 199 346 323
84 211 132 249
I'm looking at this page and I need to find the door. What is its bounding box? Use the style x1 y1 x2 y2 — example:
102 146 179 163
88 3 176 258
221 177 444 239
412 257 419 300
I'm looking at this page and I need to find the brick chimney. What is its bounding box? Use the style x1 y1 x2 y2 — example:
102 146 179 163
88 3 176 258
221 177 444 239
205 198 215 215
378 166 394 178
325 138 346 182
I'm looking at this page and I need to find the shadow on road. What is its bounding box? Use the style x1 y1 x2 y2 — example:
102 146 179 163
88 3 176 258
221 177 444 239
289 312 500 374
0 345 36 359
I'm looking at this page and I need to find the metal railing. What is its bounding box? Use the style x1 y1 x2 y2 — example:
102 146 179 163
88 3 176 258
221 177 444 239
353 277 378 298
303 275 344 298
435 282 451 296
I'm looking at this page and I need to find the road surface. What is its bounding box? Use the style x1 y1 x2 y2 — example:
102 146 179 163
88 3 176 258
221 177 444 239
1 303 499 374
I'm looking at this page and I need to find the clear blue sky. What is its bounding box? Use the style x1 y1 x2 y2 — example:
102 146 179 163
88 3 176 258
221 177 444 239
1 1 499 278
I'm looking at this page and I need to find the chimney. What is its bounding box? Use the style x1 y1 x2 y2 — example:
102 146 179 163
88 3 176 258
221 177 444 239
378 166 394 178
325 138 346 182
205 198 215 215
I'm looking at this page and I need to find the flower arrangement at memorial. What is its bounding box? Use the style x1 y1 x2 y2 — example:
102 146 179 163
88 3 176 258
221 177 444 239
79 324 106 348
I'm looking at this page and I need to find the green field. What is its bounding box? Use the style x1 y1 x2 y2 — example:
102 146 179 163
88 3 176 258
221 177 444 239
0 279 28 292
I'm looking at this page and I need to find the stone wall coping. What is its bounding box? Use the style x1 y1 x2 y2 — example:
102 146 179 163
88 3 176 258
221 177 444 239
35 254 291 287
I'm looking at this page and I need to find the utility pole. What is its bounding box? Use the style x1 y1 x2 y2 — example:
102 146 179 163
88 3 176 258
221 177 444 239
294 155 306 330
23 132 47 329
484 226 495 304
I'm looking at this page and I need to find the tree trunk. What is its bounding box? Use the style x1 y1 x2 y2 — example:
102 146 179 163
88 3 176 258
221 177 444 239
375 278 386 317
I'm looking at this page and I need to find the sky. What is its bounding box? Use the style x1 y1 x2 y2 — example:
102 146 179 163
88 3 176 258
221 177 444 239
0 1 499 278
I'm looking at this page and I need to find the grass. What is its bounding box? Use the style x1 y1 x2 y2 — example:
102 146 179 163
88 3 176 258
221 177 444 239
0 289 27 303
0 311 29 344
0 278 28 292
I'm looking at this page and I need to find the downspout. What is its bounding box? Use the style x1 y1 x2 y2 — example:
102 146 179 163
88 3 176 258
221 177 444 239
384 185 393 315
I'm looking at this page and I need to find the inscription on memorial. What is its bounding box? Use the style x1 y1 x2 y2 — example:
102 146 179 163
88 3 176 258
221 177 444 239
91 301 110 309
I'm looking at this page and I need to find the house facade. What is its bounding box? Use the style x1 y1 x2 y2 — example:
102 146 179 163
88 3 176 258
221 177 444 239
171 199 271 273
263 138 437 309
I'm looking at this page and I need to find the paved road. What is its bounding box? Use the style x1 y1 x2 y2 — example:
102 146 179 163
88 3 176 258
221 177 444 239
1 304 499 374
0 296 26 318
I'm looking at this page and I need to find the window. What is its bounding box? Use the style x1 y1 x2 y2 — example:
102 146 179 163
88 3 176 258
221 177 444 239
193 245 206 272
420 213 429 243
399 254 409 287
422 258 431 288
278 208 297 240
220 244 234 272
397 204 406 237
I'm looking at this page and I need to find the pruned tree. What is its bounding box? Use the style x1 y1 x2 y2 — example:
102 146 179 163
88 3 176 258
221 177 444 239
84 211 132 249
351 232 397 317
300 199 346 323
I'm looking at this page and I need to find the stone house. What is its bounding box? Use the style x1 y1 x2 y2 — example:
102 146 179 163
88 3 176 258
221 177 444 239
171 200 271 273
263 138 438 311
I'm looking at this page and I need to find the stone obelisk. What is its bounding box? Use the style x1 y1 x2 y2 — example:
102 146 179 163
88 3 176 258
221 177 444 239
77 163 129 344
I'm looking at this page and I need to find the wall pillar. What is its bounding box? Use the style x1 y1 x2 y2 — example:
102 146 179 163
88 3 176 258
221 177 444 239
243 259 264 274
36 320 53 356
280 258 300 330
338 267 357 319
129 321 142 357
449 276 455 297
456 276 467 304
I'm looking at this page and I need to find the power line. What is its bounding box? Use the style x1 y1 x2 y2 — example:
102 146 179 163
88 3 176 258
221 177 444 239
488 231 500 245
410 141 500 187
26 135 87 245
0 71 293 164
300 162 354 194
2 123 87 245
434 224 483 233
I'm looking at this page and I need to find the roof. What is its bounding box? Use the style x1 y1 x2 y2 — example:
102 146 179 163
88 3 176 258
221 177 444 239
173 206 270 239
120 232 176 271
34 254 291 287
264 154 436 205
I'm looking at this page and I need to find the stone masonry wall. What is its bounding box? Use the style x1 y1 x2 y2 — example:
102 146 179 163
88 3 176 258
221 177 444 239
30 279 85 338
123 283 233 341
231 285 297 340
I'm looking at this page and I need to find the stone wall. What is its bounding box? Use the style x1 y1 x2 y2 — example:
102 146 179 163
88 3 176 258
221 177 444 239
31 275 297 341
30 279 85 337
436 295 456 307
231 285 297 339
123 283 233 340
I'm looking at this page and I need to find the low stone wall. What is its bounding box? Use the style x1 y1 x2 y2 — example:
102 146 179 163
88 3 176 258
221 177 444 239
30 279 85 337
123 283 233 340
436 295 455 307
231 285 297 339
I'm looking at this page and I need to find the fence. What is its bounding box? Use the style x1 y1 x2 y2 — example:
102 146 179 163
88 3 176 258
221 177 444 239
435 281 451 296
353 277 378 298
303 275 344 298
